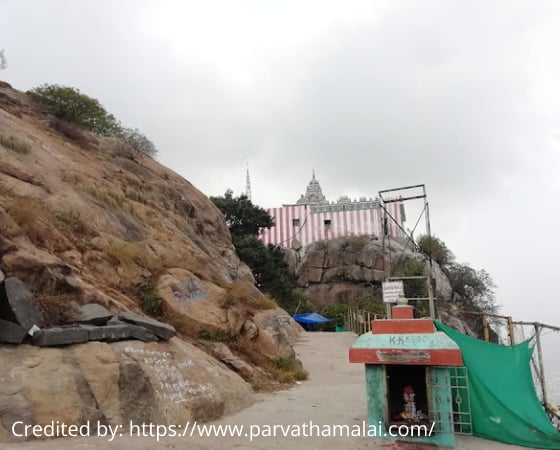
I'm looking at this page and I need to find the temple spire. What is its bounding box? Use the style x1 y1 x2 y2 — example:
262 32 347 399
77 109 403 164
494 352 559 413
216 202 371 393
296 170 328 205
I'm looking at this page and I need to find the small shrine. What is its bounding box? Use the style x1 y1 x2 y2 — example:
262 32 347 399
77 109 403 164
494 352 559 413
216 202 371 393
349 303 464 447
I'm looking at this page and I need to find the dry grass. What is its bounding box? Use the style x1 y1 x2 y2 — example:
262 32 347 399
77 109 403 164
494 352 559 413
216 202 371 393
36 293 80 327
229 338 308 390
162 309 199 337
0 133 31 154
54 209 91 236
6 197 52 243
5 197 73 251
49 117 93 148
60 170 83 185
0 205 20 237
78 184 144 221
198 329 234 342
220 281 277 310
0 178 14 197
270 356 309 383
102 239 152 267
81 184 126 209
123 187 148 205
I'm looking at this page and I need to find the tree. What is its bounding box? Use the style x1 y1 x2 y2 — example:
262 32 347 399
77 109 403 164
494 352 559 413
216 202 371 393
29 84 121 136
446 262 497 314
417 234 454 266
119 127 158 158
210 190 273 236
211 191 308 314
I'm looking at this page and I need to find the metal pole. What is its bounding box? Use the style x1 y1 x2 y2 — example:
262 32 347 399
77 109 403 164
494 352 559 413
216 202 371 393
482 314 490 342
424 186 435 319
381 198 392 319
534 324 548 405
507 316 515 345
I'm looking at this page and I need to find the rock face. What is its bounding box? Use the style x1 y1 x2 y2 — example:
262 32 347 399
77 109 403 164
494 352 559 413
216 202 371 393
0 82 303 441
294 237 453 311
0 339 254 442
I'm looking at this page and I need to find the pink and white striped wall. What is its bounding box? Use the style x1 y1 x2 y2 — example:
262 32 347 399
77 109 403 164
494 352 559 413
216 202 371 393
259 202 403 248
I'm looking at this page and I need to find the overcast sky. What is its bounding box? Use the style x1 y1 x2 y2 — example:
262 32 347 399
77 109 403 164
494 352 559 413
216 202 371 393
2 0 560 329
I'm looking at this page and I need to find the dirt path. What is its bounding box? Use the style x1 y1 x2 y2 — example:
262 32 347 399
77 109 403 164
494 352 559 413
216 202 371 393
5 332 531 450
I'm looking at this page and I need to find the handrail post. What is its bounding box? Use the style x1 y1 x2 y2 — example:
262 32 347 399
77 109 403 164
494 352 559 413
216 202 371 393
534 324 548 405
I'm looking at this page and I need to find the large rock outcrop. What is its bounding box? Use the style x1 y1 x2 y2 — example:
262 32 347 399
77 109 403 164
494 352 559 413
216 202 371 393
291 236 452 311
0 81 303 441
0 339 254 442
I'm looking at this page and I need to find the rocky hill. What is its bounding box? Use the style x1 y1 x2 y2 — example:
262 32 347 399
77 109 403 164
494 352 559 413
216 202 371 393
0 81 302 441
290 235 480 337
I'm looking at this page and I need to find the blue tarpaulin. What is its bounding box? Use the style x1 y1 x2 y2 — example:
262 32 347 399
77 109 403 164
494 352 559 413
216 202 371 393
293 313 333 325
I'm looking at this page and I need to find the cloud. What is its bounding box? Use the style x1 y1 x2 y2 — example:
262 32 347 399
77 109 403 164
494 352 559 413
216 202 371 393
2 0 560 328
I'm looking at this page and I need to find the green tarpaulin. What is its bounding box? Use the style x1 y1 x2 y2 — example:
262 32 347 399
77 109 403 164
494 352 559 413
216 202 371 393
434 321 560 449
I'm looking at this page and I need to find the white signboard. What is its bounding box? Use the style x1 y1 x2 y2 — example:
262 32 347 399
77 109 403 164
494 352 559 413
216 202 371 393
382 281 404 303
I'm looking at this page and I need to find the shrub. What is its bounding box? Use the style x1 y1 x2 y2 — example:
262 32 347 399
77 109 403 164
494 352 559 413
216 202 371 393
220 281 277 310
417 234 455 266
198 329 234 342
270 356 309 383
0 133 31 154
139 285 163 317
54 209 90 235
29 84 121 136
29 83 158 158
118 127 157 158
393 258 428 300
321 304 349 329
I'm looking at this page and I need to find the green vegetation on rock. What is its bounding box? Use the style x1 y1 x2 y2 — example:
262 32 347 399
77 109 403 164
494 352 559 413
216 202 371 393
211 190 311 314
417 234 497 314
28 83 157 157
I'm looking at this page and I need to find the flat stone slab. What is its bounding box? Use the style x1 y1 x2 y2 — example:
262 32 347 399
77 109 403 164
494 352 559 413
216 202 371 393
0 318 27 344
78 303 112 325
0 277 41 331
31 326 89 347
118 311 176 340
82 322 157 342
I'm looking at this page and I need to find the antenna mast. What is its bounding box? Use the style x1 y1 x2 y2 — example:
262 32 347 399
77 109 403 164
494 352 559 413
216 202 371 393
0 50 7 70
245 165 252 201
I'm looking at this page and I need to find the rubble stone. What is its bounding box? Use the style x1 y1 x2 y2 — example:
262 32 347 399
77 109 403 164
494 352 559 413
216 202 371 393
31 326 89 347
0 318 27 344
78 303 112 325
0 277 41 331
118 311 176 340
